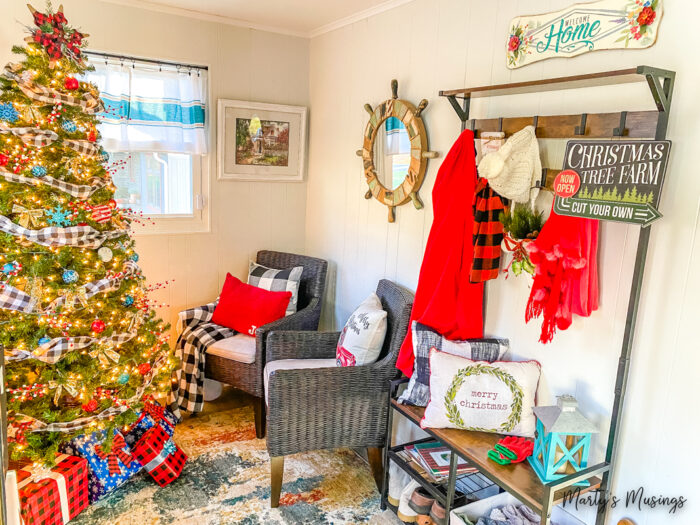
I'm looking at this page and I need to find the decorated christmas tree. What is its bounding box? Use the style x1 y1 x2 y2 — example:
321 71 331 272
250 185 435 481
0 2 174 465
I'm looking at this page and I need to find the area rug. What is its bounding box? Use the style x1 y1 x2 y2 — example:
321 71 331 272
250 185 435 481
72 393 382 524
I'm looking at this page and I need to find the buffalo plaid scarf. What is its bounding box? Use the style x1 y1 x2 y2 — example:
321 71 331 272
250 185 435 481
470 177 506 283
168 301 235 418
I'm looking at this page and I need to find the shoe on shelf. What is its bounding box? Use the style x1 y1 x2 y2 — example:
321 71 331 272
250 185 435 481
397 481 421 523
408 486 435 515
387 464 410 507
429 500 447 525
416 514 434 525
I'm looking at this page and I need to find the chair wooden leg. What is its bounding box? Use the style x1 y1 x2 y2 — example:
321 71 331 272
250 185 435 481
270 456 284 508
367 447 384 492
254 396 266 439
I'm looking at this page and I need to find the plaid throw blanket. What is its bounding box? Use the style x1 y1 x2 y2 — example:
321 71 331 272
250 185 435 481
470 178 506 283
168 301 235 418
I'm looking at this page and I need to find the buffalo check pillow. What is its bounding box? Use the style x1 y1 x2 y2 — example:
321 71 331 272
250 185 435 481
248 262 303 317
421 349 541 437
398 321 509 407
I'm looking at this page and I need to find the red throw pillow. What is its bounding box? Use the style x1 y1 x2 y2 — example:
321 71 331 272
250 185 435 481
212 273 291 336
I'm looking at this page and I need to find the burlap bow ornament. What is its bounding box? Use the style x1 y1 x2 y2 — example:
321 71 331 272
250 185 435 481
94 434 134 476
58 287 89 311
48 377 79 405
89 342 121 368
12 204 43 228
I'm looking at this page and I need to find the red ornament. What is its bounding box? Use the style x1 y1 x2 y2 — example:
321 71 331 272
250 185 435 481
91 204 112 223
64 77 79 90
87 129 97 142
0 154 8 166
91 319 106 333
108 199 118 209
77 222 88 227
138 363 152 376
82 399 98 413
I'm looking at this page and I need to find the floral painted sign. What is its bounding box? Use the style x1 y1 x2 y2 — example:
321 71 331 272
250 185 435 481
507 0 663 69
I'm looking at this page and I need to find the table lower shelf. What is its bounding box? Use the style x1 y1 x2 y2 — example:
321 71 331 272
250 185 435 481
391 400 603 514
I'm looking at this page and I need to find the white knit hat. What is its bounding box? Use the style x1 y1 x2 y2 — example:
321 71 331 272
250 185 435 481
478 125 541 209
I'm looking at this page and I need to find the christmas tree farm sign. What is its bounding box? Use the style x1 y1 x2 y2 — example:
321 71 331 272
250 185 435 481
553 140 671 226
507 0 663 69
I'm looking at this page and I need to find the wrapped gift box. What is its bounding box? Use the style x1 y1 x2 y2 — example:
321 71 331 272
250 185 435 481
60 430 142 503
123 400 177 447
132 425 187 487
11 454 89 525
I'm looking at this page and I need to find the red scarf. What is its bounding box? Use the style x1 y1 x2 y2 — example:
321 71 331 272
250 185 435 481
525 207 599 343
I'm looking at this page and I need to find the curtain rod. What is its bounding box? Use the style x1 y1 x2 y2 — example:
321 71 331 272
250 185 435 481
85 50 208 71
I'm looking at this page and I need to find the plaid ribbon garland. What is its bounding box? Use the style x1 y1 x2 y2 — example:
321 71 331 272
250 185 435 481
0 166 107 199
94 434 134 475
0 215 127 249
64 139 98 157
0 121 58 147
0 282 38 313
49 261 139 311
4 63 104 114
6 332 135 364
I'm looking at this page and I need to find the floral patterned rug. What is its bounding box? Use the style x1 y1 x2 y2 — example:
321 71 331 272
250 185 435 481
72 390 382 524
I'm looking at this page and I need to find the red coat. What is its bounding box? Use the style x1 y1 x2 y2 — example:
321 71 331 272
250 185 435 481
396 130 484 377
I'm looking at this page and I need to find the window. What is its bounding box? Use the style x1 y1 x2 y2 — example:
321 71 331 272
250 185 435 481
83 54 209 233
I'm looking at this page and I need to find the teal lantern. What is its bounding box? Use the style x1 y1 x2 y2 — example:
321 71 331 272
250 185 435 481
528 395 598 486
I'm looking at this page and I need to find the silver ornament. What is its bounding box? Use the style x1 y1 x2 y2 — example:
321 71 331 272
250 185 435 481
97 247 113 262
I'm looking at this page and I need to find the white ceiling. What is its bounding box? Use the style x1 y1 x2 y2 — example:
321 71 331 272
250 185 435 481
100 0 414 38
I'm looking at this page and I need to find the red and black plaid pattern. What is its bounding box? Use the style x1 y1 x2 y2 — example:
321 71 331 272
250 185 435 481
94 434 134 476
132 425 187 487
13 454 89 525
470 178 506 283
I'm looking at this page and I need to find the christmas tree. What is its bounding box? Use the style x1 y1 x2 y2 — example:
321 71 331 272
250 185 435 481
0 2 174 465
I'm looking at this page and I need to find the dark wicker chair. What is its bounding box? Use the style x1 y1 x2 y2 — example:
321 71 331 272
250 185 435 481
203 250 327 438
264 279 414 507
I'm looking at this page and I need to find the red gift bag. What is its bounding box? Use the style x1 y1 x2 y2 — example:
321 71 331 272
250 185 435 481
131 425 186 487
12 454 89 525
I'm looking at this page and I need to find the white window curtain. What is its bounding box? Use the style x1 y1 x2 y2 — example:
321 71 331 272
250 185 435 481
84 60 208 154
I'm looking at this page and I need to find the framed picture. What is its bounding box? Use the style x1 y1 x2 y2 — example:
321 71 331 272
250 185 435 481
217 99 308 182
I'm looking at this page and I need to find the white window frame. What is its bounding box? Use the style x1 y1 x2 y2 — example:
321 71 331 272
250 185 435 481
86 50 212 236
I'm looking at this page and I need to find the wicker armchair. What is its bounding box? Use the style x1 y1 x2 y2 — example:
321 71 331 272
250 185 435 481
201 250 327 438
264 279 414 507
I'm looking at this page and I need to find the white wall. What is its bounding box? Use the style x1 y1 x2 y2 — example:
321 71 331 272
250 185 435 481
0 0 310 337
307 1 699 524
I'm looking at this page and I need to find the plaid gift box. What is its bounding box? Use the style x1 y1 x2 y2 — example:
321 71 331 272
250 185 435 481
132 425 187 487
60 430 142 503
123 401 176 447
11 454 89 525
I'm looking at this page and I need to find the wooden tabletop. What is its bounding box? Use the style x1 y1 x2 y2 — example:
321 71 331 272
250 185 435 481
392 400 602 513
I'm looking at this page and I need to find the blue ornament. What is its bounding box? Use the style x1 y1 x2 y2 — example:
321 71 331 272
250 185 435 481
31 165 47 177
38 336 51 346
61 119 77 133
123 295 134 307
129 254 139 262
62 269 79 284
117 373 130 385
0 103 19 123
46 205 72 227
2 262 15 273
98 149 110 163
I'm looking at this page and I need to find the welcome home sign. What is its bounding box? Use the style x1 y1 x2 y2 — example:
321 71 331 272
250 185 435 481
553 140 671 226
506 0 663 69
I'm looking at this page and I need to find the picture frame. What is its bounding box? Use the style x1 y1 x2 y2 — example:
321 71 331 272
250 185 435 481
217 99 308 182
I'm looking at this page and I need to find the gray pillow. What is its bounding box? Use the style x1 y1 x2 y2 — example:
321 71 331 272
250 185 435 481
398 321 509 406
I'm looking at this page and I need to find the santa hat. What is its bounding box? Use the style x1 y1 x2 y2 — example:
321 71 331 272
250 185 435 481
478 125 541 209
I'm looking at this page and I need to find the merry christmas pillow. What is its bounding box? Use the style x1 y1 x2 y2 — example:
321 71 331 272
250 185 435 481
336 293 387 367
421 349 541 437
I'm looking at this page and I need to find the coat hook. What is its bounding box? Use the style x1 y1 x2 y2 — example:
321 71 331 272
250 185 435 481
532 115 539 134
498 117 504 132
470 119 478 134
613 111 628 137
575 113 587 136
391 79 398 99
